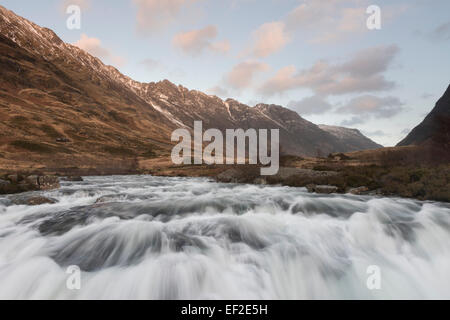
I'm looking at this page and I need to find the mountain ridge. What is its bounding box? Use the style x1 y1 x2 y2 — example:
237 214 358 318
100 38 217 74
319 125 383 151
397 84 450 147
0 5 381 174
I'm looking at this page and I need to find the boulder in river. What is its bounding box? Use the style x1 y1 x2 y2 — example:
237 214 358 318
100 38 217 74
216 169 242 183
0 179 11 194
11 195 57 206
0 179 11 187
306 184 338 194
0 174 60 195
7 174 19 184
23 175 39 188
348 186 369 195
38 176 60 190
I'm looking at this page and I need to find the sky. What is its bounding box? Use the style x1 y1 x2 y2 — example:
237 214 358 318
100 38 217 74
2 0 449 146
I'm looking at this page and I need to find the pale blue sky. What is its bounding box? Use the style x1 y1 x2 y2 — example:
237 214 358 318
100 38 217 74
2 0 449 146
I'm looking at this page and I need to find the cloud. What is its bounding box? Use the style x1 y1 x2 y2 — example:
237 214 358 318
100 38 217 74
209 40 231 54
401 128 411 135
337 45 399 77
259 45 399 96
286 0 366 43
225 61 269 90
110 56 126 69
139 59 187 79
133 0 201 34
250 21 290 57
230 0 257 9
287 95 333 115
363 130 386 137
286 1 407 44
73 34 126 68
169 67 187 78
340 116 365 126
429 21 450 41
61 0 90 12
141 58 164 71
338 95 404 118
207 86 229 97
173 25 230 55
421 93 433 99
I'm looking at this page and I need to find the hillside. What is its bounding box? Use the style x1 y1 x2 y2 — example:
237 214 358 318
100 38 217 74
0 5 382 174
319 125 382 151
398 84 450 148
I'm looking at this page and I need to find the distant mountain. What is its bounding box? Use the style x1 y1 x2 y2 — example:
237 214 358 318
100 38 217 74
397 84 450 147
0 5 381 173
319 125 383 151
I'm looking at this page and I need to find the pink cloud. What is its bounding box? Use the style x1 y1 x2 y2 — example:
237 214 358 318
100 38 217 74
259 45 399 96
209 40 231 54
225 61 269 90
286 0 407 44
173 25 229 55
338 95 404 118
133 0 201 33
74 34 126 68
250 21 290 57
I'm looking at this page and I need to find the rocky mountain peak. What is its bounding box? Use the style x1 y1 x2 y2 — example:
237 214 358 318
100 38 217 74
0 5 383 159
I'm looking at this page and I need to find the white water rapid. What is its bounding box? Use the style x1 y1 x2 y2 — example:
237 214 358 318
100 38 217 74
0 175 449 299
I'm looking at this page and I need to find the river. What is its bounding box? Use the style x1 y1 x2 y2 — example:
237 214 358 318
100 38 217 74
0 175 449 299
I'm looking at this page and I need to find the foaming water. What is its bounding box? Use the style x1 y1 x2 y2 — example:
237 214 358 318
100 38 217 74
0 175 449 299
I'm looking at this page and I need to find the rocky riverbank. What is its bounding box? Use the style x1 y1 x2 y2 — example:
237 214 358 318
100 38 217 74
0 174 60 195
214 163 450 202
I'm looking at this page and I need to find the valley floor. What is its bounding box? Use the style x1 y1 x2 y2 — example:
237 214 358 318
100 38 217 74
1 145 449 202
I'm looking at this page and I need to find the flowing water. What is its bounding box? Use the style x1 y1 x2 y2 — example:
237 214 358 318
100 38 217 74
0 175 449 299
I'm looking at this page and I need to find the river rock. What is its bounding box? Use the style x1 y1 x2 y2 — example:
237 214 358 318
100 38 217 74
1 175 60 195
306 184 338 194
253 177 267 185
0 179 11 194
23 175 39 188
216 169 242 183
95 195 117 204
7 174 19 183
38 175 60 190
11 195 57 206
0 179 11 186
348 186 369 195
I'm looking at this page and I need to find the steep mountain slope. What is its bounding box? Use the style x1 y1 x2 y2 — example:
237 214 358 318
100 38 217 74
0 5 177 172
397 84 450 147
319 125 383 151
0 5 381 173
130 80 351 156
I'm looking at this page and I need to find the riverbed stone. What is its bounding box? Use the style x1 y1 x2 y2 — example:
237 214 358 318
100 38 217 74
7 174 19 183
306 184 338 194
348 186 369 195
0 179 12 194
23 175 39 187
0 179 11 186
38 175 60 190
11 195 57 206
1 174 60 195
